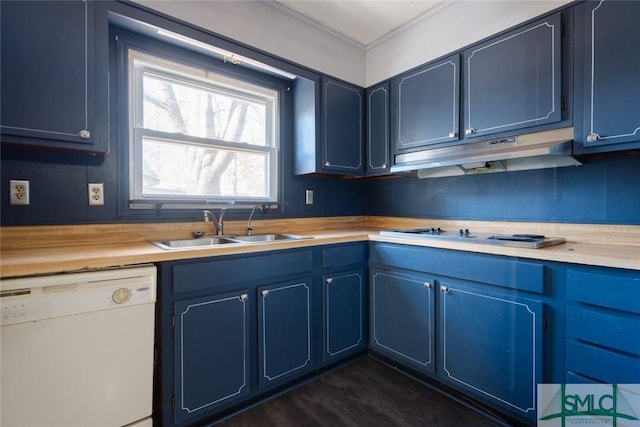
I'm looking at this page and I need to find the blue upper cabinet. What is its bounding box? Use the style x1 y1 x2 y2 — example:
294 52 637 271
462 13 563 140
366 83 390 175
391 55 460 153
294 76 364 176
574 0 640 154
0 0 109 155
322 78 364 174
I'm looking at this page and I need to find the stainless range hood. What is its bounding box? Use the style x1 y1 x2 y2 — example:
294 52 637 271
390 127 581 178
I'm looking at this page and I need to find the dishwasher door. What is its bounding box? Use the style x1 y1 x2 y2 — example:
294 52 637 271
1 266 156 427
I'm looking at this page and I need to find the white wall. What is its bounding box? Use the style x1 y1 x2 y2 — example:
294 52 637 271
135 0 573 88
134 0 366 86
365 0 573 87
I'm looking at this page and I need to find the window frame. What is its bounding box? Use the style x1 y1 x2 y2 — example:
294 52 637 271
115 29 288 212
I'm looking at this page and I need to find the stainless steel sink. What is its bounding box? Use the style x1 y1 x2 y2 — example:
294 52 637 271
151 236 240 250
224 234 311 243
151 233 311 249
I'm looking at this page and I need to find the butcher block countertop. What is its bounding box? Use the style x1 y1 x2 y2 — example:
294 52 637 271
1 216 639 278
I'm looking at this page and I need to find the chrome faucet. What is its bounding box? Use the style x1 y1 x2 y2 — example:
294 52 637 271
246 205 263 235
203 208 227 236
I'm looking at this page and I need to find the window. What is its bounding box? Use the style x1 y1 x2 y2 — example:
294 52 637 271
127 48 280 207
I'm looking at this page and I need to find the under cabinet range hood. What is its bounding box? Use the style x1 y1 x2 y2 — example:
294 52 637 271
390 127 581 178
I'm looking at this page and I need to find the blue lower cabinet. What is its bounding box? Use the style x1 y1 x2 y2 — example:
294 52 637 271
369 268 435 375
438 280 543 421
564 265 640 383
323 269 367 362
258 278 313 388
173 290 251 424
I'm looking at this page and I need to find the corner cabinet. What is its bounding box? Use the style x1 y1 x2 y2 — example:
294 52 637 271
370 269 435 375
391 55 460 153
0 0 109 155
320 243 368 363
366 83 390 176
574 0 640 154
369 243 545 424
462 13 563 139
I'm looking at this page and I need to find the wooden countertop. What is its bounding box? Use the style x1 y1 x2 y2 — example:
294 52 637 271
1 216 639 278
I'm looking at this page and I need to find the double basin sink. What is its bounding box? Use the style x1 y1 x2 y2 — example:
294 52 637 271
152 233 310 250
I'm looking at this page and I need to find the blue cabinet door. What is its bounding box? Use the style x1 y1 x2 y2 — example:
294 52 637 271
564 266 640 383
258 278 313 388
574 0 640 153
438 280 543 421
369 269 435 374
462 13 562 139
366 83 390 176
322 78 364 174
174 291 251 424
323 269 367 362
0 0 109 154
392 55 460 152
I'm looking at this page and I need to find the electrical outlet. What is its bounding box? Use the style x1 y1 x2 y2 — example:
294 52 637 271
88 183 104 206
305 189 314 205
10 180 30 205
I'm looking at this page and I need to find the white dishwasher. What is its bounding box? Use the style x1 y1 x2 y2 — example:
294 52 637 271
1 265 157 427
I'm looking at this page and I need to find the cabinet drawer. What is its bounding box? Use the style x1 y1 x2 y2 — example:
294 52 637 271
370 243 544 293
173 250 313 293
566 269 640 314
565 340 640 383
322 243 366 268
567 306 640 356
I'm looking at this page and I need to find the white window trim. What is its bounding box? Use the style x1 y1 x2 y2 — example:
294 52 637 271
127 49 279 209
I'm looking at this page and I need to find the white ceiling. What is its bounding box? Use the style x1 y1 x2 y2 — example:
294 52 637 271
273 0 446 47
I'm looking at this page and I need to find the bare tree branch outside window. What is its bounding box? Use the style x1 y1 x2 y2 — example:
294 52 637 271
132 55 276 203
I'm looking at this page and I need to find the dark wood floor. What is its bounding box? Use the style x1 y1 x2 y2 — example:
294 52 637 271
217 356 511 427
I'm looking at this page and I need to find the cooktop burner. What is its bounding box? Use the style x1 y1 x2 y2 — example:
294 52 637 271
379 228 566 249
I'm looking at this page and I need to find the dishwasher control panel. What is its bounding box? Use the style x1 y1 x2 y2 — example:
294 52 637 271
0 266 156 326
2 300 26 322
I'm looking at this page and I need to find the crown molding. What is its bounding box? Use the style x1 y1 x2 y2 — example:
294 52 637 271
262 0 367 50
366 0 457 51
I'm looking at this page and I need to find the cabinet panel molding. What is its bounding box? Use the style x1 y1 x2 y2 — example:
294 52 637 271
174 291 250 423
439 282 542 416
370 269 435 373
258 279 312 387
463 14 562 138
